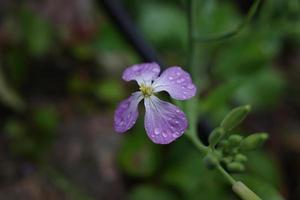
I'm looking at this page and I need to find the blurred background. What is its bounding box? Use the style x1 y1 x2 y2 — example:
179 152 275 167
0 0 299 199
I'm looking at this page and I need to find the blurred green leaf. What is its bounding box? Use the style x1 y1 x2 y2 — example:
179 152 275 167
118 123 162 178
200 80 240 123
0 67 25 111
95 79 125 103
138 3 187 49
213 27 281 80
94 22 128 51
163 139 228 200
20 9 54 56
246 151 281 187
33 106 59 132
4 119 26 139
234 68 285 109
129 185 179 200
197 1 240 36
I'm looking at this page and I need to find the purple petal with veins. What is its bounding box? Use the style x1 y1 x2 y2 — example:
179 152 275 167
144 96 188 144
122 62 160 85
152 66 196 100
114 92 143 133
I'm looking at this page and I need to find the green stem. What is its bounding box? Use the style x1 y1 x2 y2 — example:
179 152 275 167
195 0 261 42
186 131 208 153
185 1 263 200
233 182 262 200
216 164 236 185
185 0 207 153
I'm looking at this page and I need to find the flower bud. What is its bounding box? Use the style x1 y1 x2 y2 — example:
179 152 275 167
222 156 233 165
209 127 225 147
218 140 229 149
228 135 243 146
203 153 219 169
221 105 251 131
227 162 245 172
234 154 248 162
240 133 268 151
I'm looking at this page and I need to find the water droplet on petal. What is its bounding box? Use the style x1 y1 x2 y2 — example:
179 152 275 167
132 66 139 71
172 133 178 138
176 78 185 84
154 128 161 135
176 72 181 76
187 84 194 89
152 68 159 72
168 76 174 80
162 133 167 138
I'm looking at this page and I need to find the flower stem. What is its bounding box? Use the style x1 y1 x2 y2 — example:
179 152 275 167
232 181 262 200
216 164 236 185
185 0 207 153
185 1 263 200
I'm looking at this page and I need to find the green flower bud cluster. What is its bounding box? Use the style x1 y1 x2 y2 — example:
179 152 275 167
204 105 268 173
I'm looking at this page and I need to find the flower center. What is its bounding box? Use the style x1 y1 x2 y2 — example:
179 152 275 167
140 84 154 97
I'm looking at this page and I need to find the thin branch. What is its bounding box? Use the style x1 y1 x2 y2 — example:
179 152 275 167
194 0 261 43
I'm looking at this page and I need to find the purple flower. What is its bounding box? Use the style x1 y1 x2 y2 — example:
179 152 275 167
114 63 196 144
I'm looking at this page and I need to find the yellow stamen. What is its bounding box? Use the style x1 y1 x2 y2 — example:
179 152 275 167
140 84 154 97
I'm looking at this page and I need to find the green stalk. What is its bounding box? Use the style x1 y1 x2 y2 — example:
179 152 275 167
185 1 262 200
195 0 261 42
185 0 207 152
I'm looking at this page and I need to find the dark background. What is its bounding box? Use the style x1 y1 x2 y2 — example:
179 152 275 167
0 0 299 199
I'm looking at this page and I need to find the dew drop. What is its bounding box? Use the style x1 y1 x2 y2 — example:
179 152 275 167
168 76 174 80
172 133 178 138
176 72 181 76
152 68 159 72
154 128 161 135
162 133 168 138
176 78 185 84
132 66 139 71
187 84 194 89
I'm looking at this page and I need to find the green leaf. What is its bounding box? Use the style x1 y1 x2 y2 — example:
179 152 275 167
20 9 54 56
234 68 285 109
0 67 25 111
163 139 228 200
138 3 187 49
117 124 162 178
95 79 125 103
129 185 179 200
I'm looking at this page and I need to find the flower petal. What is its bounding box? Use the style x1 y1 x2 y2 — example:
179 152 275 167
122 62 161 85
114 92 143 133
152 66 196 100
144 96 188 144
